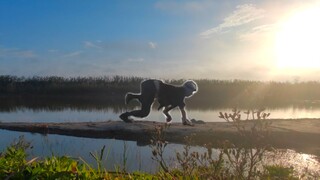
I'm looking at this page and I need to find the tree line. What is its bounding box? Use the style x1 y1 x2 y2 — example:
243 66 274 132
1 75 320 108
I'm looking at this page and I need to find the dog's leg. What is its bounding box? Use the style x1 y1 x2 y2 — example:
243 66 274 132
179 106 193 126
163 105 175 123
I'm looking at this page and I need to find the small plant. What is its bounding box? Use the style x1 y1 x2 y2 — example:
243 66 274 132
150 124 169 172
148 108 277 179
88 145 107 175
122 141 128 173
218 108 273 179
175 136 228 179
9 135 32 150
27 155 80 179
0 136 31 179
148 124 234 179
175 135 197 177
262 165 298 180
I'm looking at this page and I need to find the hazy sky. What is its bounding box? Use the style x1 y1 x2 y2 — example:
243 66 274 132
1 0 320 80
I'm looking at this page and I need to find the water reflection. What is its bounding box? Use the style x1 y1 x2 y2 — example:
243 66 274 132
2 106 320 124
265 149 320 176
2 96 320 112
1 97 320 123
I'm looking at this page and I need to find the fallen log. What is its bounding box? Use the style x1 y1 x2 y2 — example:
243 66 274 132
0 119 319 155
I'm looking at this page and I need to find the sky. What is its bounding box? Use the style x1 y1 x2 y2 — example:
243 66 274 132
1 0 320 81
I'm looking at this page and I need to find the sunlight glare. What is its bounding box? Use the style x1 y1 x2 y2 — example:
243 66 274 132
275 6 320 69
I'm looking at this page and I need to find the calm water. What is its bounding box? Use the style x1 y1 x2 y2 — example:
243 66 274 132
0 104 320 173
1 105 320 123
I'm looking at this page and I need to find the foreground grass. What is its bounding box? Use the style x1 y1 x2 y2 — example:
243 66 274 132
1 135 318 179
0 143 303 180
0 140 153 179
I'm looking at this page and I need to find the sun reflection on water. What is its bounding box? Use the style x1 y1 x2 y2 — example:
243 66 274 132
266 149 320 177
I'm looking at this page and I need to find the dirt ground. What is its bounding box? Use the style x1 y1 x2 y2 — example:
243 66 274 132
0 119 319 155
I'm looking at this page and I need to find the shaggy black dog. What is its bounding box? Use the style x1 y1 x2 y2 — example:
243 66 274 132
119 79 198 125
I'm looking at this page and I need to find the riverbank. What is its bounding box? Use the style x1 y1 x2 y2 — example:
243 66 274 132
0 119 319 155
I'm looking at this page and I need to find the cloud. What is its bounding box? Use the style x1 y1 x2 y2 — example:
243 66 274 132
85 40 159 54
148 42 157 49
127 58 144 62
238 24 276 41
48 49 59 53
155 0 213 13
83 41 102 49
63 51 82 58
0 47 37 58
200 4 265 38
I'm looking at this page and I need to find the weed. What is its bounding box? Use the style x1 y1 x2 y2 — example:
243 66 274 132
262 165 298 179
89 145 107 174
149 124 169 172
218 108 272 179
122 141 128 173
175 135 228 179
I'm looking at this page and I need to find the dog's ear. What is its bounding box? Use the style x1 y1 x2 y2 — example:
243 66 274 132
158 104 164 110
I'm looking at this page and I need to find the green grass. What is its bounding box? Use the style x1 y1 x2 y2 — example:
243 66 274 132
1 135 319 179
0 143 314 179
0 139 152 179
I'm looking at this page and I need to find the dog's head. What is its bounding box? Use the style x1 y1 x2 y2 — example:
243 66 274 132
183 80 198 97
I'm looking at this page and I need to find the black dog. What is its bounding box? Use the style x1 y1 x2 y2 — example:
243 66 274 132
119 79 198 125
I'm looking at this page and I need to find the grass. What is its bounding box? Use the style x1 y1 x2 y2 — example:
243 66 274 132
0 136 153 179
2 135 318 179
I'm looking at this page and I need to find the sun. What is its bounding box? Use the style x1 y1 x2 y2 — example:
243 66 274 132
275 6 320 69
